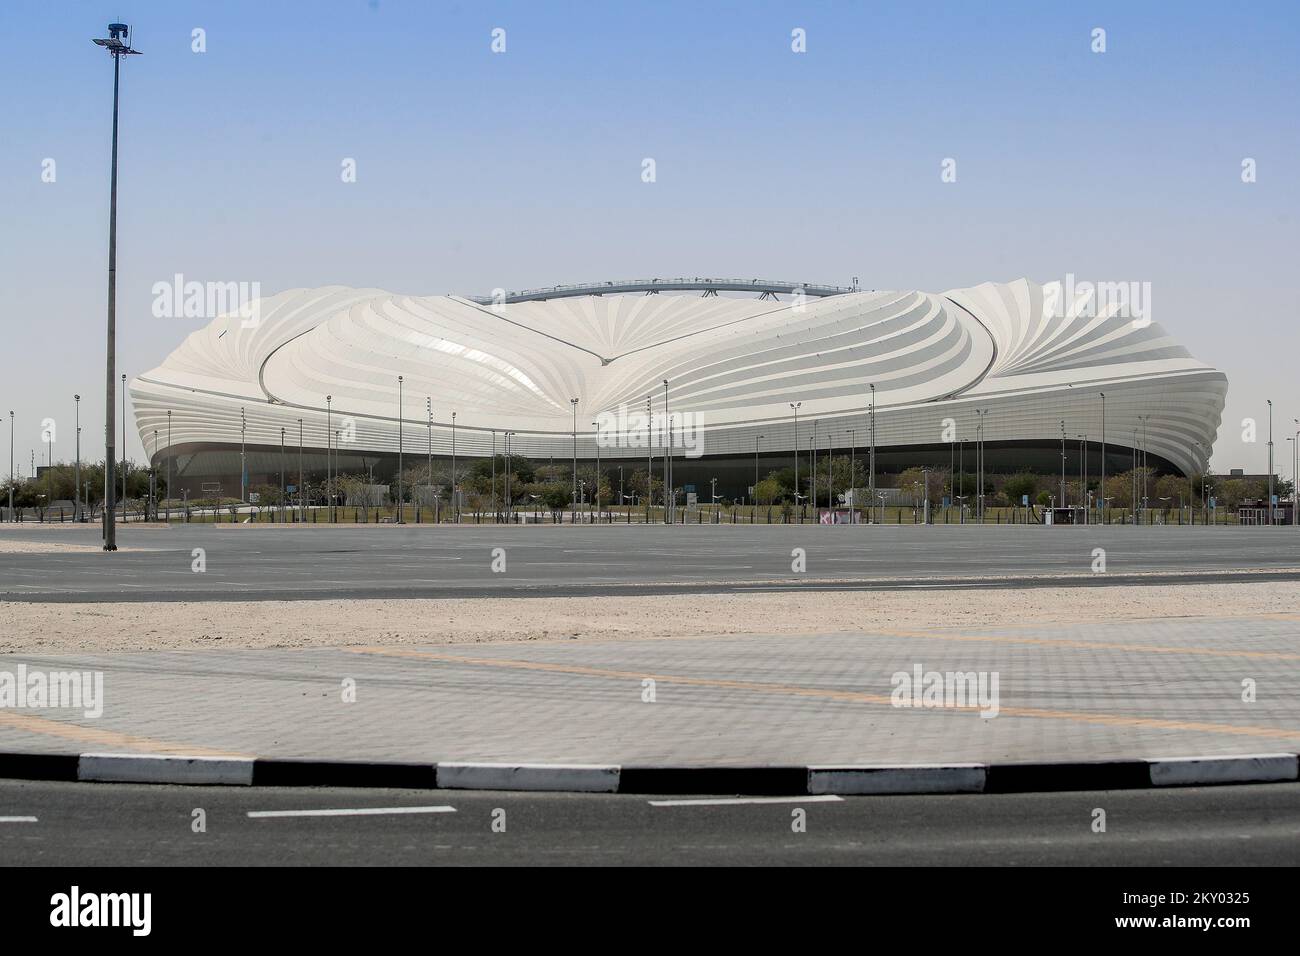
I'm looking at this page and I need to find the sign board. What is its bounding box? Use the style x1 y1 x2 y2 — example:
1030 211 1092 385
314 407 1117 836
684 484 696 494
1022 494 1029 506
686 492 698 507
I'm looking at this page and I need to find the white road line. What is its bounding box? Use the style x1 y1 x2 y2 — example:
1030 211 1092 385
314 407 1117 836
247 806 457 819
648 795 844 807
0 816 39 823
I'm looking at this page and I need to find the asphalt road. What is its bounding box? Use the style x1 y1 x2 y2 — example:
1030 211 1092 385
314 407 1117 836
3 524 1299 602
2 779 1296 865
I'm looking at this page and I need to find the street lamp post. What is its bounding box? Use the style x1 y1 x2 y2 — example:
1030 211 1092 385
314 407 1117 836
397 375 404 523
806 432 817 516
790 402 802 519
1076 434 1088 525
75 395 81 520
1099 392 1106 522
121 374 126 523
974 408 988 521
826 426 832 511
1139 414 1151 511
662 381 670 524
848 429 855 519
6 411 12 521
505 431 515 521
570 398 579 523
165 408 171 520
1267 399 1274 524
1293 419 1299 526
948 425 954 516
240 407 247 503
451 410 458 522
426 398 433 522
151 428 158 520
297 419 303 521
1287 436 1295 526
1132 428 1139 519
93 22 141 550
645 395 653 523
1059 420 1067 511
592 421 600 522
325 395 332 522
279 426 285 521
755 433 764 502
868 384 876 520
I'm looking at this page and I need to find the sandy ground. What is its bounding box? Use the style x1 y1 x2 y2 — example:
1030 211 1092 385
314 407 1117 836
2 581 1298 653
0 524 165 552
0 539 155 554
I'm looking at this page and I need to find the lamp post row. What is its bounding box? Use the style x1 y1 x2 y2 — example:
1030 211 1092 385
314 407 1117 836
7 390 1295 526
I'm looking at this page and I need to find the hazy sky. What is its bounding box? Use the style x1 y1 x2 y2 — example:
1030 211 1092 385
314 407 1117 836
2 1 1297 472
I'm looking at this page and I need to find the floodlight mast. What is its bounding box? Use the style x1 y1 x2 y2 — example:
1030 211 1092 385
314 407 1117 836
93 23 141 552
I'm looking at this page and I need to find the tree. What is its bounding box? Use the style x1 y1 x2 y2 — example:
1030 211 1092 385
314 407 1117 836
895 467 943 503
1101 468 1156 510
809 456 860 503
948 471 979 499
249 483 283 506
767 467 797 500
1001 472 1038 505
539 481 571 513
470 454 536 486
400 463 452 501
337 474 382 507
624 468 663 505
1216 478 1266 511
754 477 782 506
1154 474 1191 509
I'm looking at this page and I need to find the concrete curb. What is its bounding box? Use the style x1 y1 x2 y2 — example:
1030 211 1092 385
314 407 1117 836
1 751 1296 794
78 753 255 786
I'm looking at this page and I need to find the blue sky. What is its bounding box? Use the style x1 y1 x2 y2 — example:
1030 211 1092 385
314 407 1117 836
1 0 1297 467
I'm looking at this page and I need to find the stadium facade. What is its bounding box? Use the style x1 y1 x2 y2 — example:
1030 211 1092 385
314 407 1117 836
130 277 1227 501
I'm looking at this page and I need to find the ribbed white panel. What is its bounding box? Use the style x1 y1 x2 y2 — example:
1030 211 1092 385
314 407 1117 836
130 279 1226 475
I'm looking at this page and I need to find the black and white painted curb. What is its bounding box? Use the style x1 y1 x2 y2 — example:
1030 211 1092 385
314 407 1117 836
0 751 1296 794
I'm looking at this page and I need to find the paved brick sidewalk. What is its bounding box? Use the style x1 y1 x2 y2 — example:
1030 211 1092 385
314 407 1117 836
1 615 1297 765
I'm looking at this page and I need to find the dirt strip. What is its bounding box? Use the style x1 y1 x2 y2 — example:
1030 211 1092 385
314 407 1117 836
2 581 1298 653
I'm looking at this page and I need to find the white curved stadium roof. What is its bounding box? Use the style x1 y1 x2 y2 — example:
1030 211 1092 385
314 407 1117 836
132 278 1226 475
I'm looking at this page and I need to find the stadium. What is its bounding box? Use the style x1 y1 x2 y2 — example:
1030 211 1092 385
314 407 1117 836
130 276 1227 504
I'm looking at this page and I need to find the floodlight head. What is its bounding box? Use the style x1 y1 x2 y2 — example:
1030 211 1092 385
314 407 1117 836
93 24 141 55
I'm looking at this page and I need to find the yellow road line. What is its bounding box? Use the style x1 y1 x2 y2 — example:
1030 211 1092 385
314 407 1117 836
346 646 1300 744
0 711 247 757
